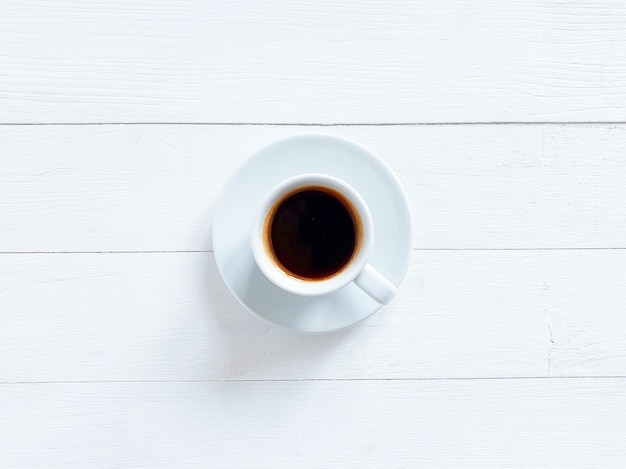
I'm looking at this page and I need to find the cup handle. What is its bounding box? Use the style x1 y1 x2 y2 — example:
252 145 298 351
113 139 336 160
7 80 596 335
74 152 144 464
354 264 397 304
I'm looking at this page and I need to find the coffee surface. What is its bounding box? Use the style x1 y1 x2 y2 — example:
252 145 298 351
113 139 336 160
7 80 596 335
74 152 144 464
268 187 357 280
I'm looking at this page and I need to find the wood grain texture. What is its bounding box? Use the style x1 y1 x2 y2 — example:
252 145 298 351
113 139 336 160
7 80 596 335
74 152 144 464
1 0 626 123
2 250 625 382
1 379 625 468
2 124 626 252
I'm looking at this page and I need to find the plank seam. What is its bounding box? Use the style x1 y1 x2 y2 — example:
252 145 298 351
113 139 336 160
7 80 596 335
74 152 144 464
2 247 626 255
0 122 625 126
1 376 626 385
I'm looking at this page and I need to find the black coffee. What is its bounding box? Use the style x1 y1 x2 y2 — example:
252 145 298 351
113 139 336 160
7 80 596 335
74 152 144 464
266 186 359 280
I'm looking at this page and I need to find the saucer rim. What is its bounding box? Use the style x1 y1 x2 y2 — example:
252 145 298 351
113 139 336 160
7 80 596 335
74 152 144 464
212 133 412 333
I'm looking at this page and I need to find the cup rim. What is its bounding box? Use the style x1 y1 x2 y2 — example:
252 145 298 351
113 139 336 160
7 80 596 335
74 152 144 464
251 173 374 296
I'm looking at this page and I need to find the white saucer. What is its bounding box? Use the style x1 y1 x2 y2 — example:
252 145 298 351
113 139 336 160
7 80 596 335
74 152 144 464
212 134 412 333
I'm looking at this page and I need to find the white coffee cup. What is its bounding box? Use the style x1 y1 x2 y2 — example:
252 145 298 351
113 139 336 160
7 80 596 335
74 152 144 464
250 173 397 304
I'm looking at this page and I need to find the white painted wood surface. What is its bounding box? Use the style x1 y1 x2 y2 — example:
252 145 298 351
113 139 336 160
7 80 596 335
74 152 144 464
2 250 626 382
2 0 626 123
2 124 626 252
2 1 626 467
2 380 626 468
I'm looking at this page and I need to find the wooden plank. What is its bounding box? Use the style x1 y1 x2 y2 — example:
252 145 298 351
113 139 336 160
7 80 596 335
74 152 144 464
0 379 625 467
1 1 626 123
1 250 625 382
2 124 626 252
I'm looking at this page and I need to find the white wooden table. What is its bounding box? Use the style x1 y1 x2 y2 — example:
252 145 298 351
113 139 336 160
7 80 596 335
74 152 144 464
1 1 626 467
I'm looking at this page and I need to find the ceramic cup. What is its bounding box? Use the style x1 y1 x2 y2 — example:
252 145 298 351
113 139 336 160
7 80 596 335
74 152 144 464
250 173 396 304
